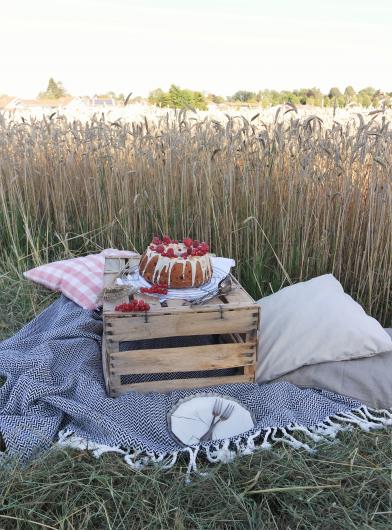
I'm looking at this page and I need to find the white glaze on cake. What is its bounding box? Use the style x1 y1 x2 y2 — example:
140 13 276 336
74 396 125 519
140 242 212 287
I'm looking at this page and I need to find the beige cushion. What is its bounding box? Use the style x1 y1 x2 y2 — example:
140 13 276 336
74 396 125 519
256 275 392 382
274 329 392 409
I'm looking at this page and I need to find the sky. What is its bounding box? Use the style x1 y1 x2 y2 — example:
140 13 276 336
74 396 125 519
1 0 391 99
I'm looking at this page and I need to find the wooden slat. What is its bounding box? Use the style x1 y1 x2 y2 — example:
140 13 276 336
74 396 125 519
219 332 244 344
104 300 256 316
111 374 255 395
165 298 187 308
224 277 256 304
134 294 162 310
243 315 260 380
109 342 256 374
224 287 254 305
104 336 120 354
103 336 122 391
103 265 256 312
105 308 259 341
101 336 111 394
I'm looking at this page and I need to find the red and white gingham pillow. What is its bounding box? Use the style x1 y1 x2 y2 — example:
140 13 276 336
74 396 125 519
24 249 137 310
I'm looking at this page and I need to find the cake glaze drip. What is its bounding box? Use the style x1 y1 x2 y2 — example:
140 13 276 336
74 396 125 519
140 242 213 288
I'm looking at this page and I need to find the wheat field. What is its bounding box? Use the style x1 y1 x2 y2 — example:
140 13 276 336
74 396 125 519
0 106 391 325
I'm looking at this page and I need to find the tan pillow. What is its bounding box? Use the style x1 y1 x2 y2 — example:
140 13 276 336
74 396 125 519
256 275 392 382
274 329 392 409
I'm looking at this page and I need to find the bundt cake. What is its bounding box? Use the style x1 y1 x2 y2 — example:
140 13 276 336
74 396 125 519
139 236 213 289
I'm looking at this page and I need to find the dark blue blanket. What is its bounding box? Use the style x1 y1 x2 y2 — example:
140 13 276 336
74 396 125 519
0 296 375 465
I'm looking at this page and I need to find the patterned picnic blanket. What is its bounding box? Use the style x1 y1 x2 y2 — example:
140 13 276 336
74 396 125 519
0 296 385 467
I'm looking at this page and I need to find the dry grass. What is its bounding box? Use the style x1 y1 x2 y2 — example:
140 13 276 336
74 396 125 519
1 424 392 529
0 107 391 324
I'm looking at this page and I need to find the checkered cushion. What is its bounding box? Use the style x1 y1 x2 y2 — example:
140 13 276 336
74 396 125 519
24 249 137 309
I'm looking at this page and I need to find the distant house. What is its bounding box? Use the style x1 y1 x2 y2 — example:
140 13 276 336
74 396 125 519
5 98 45 111
91 97 115 107
0 96 14 109
5 97 72 110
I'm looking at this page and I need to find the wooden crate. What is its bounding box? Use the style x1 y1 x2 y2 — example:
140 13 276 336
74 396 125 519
102 255 260 396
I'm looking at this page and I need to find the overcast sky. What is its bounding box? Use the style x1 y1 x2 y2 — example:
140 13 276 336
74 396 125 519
1 0 391 98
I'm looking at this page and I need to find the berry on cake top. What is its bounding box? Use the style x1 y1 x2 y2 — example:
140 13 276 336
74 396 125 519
139 236 213 288
150 236 209 257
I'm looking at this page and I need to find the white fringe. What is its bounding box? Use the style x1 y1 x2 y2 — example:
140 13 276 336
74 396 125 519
56 406 392 476
289 423 323 442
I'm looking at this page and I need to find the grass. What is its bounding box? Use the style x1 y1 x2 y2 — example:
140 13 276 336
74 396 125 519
0 106 391 528
0 226 391 530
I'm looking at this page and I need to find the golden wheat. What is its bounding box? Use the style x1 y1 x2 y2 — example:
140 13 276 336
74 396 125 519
0 108 390 324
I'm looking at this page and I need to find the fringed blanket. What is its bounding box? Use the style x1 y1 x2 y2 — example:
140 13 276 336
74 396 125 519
0 296 391 473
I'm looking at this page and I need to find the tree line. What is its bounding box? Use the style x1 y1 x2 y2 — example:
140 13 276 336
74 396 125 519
34 79 391 110
149 85 391 110
226 86 390 108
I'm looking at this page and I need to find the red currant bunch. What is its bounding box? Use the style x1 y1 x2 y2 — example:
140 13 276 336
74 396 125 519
115 299 150 312
140 283 168 295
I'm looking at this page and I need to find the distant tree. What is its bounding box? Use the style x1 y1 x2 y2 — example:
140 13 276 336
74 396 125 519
148 88 166 106
256 90 269 107
95 91 125 102
309 87 323 106
305 88 316 98
168 85 193 108
191 90 208 110
328 87 342 99
231 90 256 103
344 86 356 98
343 86 355 105
371 89 383 106
358 93 372 107
148 85 207 110
282 91 300 105
358 87 379 107
382 95 391 108
38 78 67 99
360 86 377 97
208 93 225 104
290 88 306 105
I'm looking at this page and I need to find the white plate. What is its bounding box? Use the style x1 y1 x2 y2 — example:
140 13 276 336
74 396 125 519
167 393 256 446
117 257 235 301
